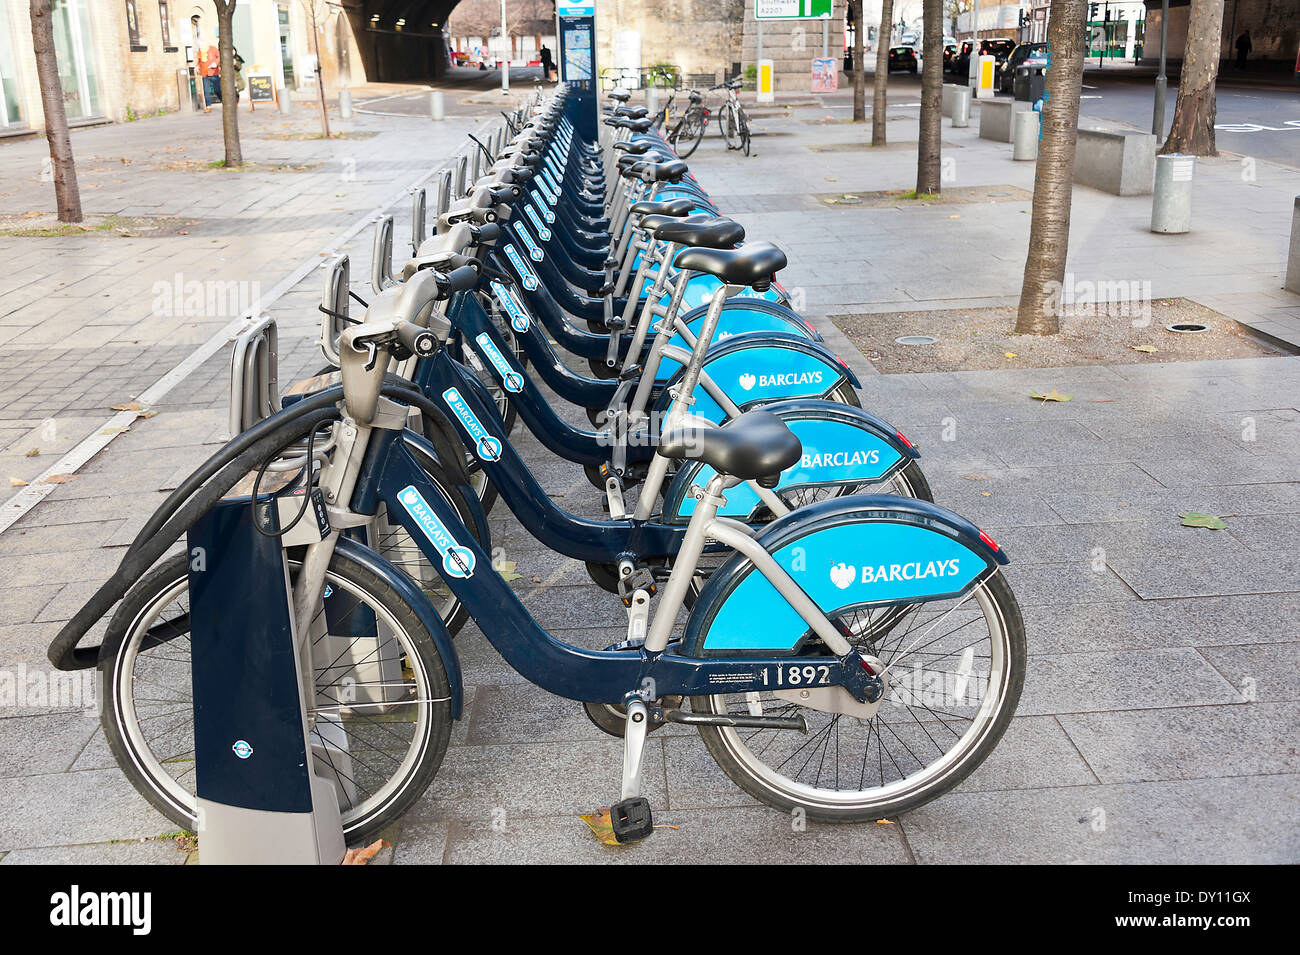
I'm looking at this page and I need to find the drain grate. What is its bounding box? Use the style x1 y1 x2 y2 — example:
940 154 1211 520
1165 322 1210 334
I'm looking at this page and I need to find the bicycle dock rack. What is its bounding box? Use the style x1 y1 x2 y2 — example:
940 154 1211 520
410 187 427 255
433 169 453 230
228 316 279 438
320 254 350 366
188 498 346 864
371 216 397 294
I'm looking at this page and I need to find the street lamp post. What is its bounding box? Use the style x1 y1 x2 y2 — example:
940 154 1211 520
500 0 509 94
1152 0 1168 137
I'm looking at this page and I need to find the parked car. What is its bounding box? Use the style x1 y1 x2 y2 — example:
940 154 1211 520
949 37 1016 81
888 46 919 74
942 43 959 71
998 41 1048 92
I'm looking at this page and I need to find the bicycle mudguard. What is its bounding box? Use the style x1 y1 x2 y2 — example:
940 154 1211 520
661 400 920 524
683 495 1009 655
653 333 861 423
655 300 822 382
333 536 463 719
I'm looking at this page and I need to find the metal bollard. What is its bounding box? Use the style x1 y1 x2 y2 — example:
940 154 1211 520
951 87 971 128
1012 109 1039 161
646 87 659 115
430 90 445 121
338 89 353 119
278 89 292 114
1151 153 1195 234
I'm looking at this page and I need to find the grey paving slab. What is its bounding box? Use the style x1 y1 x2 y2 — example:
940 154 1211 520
1058 702 1300 783
1107 549 1300 599
1197 642 1300 703
1017 648 1243 715
0 839 186 865
0 768 173 850
0 713 98 777
435 806 911 865
901 774 1300 864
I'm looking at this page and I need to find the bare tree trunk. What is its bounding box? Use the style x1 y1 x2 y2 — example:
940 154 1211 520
851 0 866 121
213 0 243 167
916 0 942 193
308 5 331 138
29 0 81 222
1160 0 1223 156
871 0 894 145
1014 0 1088 336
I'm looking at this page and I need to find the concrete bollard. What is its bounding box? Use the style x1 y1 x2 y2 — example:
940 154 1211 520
338 89 353 119
951 87 971 128
278 89 292 113
1151 153 1195 234
646 87 659 116
430 90 445 121
1285 197 1300 293
1013 109 1039 161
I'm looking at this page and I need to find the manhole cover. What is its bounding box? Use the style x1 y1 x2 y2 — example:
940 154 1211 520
895 335 939 346
1165 322 1209 333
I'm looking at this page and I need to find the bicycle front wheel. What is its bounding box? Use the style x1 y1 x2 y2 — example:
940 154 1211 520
99 549 454 844
691 572 1025 820
719 102 740 148
673 108 707 159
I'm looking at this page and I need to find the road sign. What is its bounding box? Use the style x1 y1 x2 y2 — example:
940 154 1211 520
756 0 833 20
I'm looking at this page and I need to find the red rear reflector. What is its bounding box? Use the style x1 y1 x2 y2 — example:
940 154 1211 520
895 430 914 449
979 530 1000 552
860 658 877 675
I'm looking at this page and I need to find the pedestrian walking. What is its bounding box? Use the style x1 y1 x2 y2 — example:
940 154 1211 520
539 45 554 82
200 43 221 108
1235 31 1252 69
233 50 246 102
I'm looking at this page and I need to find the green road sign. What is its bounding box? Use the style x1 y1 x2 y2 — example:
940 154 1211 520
756 0 833 20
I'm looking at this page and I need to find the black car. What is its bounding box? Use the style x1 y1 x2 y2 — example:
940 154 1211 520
950 37 1016 81
998 41 1048 92
888 46 919 74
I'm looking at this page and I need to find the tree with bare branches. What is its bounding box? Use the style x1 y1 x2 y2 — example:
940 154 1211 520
211 0 242 166
301 0 331 138
1015 0 1088 336
28 0 81 222
916 0 942 192
1160 0 1224 156
871 0 895 145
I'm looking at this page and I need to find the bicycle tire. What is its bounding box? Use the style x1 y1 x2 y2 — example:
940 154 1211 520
99 549 454 844
674 107 706 159
719 102 740 149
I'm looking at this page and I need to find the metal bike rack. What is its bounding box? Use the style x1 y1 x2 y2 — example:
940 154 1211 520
228 316 280 438
453 153 469 198
371 215 396 295
410 187 427 255
433 168 453 229
319 254 350 367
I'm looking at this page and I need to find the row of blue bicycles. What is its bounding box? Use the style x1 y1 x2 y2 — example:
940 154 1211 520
50 85 1025 847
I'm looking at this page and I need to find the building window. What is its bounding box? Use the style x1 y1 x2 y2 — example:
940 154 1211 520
125 0 145 51
53 0 103 119
0 4 26 128
158 0 175 51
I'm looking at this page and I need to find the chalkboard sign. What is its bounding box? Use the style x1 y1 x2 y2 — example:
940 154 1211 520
247 74 275 104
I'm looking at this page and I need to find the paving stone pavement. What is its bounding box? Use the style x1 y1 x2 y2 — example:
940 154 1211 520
0 93 1297 865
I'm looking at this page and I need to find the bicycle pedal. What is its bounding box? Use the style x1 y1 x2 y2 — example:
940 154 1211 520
610 796 654 843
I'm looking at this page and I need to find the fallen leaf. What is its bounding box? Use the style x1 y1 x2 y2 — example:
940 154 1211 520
981 491 991 497
1129 344 1159 353
1179 511 1227 530
579 809 620 846
43 473 77 484
495 560 522 582
1004 352 1017 359
9 478 28 487
139 410 158 419
111 402 143 411
949 214 961 219
531 575 542 583
961 472 991 481
875 818 896 825
100 427 130 435
1030 389 1073 402
24 448 39 457
824 176 838 181
341 839 388 865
